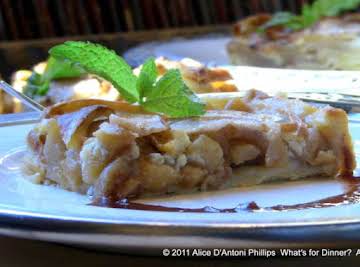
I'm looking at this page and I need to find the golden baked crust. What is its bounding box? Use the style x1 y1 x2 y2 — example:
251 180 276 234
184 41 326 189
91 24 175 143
22 90 356 200
228 13 360 69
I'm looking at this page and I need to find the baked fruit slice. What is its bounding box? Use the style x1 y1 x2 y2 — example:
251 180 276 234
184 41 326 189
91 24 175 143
22 90 355 201
227 14 360 70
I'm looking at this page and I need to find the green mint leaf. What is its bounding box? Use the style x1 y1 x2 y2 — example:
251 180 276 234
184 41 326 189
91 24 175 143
300 4 315 28
259 0 360 32
142 69 205 118
311 0 360 17
301 0 360 27
136 57 157 101
24 56 85 97
45 56 86 80
49 41 139 103
258 12 299 32
24 72 49 97
146 69 184 99
43 41 204 118
143 95 206 118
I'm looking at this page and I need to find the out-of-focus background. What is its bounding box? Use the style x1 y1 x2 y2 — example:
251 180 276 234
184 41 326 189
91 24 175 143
0 0 312 41
0 0 315 77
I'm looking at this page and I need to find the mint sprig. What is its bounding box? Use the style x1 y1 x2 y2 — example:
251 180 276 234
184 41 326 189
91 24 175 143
142 69 205 118
49 41 205 118
137 57 157 99
49 42 139 103
24 56 85 97
259 0 360 32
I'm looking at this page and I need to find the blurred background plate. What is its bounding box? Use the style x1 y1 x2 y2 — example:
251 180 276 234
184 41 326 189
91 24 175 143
123 35 231 67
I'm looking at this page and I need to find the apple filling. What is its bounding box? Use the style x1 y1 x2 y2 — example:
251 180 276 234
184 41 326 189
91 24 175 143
22 90 356 200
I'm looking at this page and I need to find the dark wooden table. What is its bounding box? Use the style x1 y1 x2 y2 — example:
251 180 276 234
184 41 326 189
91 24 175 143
1 235 359 267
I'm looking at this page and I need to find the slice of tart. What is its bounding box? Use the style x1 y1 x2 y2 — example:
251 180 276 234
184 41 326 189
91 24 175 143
22 90 355 201
227 13 360 70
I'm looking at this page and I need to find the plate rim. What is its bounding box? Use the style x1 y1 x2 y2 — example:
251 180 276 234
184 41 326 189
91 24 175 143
1 203 360 229
2 206 360 250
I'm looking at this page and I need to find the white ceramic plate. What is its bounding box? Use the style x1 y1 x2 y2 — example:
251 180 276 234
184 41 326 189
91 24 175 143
0 115 359 253
153 37 231 66
123 36 230 67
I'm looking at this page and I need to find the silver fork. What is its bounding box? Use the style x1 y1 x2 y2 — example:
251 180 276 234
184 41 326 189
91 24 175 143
0 81 44 126
0 80 45 112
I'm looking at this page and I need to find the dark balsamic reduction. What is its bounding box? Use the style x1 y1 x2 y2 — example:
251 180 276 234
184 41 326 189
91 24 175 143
267 175 360 211
92 175 360 213
92 198 260 213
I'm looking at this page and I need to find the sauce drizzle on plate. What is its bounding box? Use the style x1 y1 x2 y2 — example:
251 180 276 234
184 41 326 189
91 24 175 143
92 175 360 213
